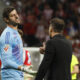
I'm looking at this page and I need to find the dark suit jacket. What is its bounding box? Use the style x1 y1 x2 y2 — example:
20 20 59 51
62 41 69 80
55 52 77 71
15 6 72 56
35 34 72 80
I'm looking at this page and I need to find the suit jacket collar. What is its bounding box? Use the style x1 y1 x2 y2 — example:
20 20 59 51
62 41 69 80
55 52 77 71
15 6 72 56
52 34 64 39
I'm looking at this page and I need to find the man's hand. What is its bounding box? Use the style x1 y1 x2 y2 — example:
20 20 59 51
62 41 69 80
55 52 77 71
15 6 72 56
18 65 37 76
40 42 45 54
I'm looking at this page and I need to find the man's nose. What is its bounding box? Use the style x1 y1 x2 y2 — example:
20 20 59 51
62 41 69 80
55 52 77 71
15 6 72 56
15 14 19 19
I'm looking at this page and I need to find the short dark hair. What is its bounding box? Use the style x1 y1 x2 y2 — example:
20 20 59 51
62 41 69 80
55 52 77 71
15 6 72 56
2 6 15 19
50 18 65 32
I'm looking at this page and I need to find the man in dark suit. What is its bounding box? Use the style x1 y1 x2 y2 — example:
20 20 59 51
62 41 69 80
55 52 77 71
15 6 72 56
35 18 72 80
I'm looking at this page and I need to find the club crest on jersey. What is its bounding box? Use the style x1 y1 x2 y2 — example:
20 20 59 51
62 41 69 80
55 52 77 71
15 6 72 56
4 45 9 52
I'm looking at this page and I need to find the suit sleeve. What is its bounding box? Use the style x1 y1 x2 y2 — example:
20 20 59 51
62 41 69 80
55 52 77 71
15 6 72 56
1 32 19 69
35 40 55 80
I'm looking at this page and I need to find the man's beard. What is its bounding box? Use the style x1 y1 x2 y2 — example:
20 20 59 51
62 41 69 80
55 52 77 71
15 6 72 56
9 21 18 26
8 18 20 27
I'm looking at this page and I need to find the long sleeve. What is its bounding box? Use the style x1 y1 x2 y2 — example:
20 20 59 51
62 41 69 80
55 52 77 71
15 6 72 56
35 40 55 80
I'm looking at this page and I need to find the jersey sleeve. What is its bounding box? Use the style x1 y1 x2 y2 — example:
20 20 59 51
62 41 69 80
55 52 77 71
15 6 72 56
1 32 19 69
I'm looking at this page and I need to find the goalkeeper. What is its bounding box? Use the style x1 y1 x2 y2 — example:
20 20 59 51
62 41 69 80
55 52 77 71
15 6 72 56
0 6 36 80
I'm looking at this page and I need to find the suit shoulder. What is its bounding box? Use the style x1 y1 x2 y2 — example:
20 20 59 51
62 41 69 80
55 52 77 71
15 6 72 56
46 39 56 45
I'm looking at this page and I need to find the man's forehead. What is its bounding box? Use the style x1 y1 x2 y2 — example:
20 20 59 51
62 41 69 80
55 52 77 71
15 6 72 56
9 9 17 15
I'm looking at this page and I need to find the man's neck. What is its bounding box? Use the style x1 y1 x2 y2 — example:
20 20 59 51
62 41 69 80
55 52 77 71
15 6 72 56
52 32 61 37
7 24 17 30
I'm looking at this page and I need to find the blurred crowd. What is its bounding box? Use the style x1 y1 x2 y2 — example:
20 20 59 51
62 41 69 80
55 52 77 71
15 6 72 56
1 0 80 57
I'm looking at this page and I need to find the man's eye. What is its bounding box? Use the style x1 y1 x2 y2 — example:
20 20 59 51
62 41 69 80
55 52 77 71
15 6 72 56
10 15 13 17
10 14 15 17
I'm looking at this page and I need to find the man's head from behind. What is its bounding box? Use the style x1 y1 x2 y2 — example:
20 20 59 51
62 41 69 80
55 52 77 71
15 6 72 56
49 18 65 37
2 6 21 26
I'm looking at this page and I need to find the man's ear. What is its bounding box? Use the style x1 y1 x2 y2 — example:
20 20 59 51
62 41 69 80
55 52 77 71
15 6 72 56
51 26 54 32
3 18 9 23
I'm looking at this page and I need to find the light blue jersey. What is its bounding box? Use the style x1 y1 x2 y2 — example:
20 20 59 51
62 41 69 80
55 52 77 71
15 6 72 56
0 26 23 80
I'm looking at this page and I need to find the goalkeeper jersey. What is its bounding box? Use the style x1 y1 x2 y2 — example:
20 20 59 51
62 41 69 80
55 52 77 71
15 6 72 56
0 26 23 80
